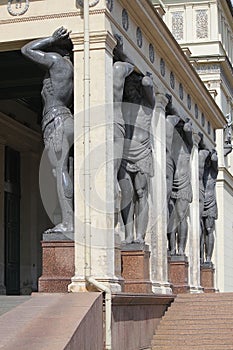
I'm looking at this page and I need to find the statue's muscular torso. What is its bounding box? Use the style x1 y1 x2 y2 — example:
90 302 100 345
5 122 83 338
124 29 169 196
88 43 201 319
41 54 73 115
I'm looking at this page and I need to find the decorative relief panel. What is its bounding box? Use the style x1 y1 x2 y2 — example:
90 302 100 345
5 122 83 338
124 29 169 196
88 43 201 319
195 104 199 119
149 44 155 63
208 121 211 135
136 27 142 48
7 0 29 16
160 58 165 77
172 12 184 41
170 72 175 89
196 64 220 74
201 113 205 127
196 9 208 39
122 9 129 31
187 94 191 110
179 83 184 100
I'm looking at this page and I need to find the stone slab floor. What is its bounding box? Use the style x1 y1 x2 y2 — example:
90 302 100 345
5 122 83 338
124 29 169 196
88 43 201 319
0 296 31 316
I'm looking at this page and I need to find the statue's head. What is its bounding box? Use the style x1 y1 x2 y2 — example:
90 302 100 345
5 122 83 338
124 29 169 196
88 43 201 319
50 38 73 58
198 132 205 149
123 72 142 103
165 95 178 116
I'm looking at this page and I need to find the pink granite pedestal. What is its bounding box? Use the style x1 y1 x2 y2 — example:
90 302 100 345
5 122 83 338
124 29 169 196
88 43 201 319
121 244 152 293
201 263 215 293
168 255 190 294
39 233 74 293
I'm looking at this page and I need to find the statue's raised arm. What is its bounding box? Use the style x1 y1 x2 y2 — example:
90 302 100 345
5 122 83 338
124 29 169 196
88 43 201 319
21 27 72 69
142 74 155 109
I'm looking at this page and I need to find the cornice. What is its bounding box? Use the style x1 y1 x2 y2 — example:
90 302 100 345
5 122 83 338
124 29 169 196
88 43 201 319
0 8 105 25
117 0 226 129
71 30 116 53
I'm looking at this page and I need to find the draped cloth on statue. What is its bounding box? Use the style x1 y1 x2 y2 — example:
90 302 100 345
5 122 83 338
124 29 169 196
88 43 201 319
122 138 153 176
42 106 73 152
171 172 192 203
203 194 218 219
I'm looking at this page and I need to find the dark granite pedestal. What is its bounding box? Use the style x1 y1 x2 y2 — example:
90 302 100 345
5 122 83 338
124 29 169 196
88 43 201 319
201 262 215 293
38 232 74 293
168 255 190 294
121 243 152 293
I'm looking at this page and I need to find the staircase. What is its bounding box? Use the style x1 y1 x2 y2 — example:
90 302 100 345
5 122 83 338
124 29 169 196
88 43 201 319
151 293 233 350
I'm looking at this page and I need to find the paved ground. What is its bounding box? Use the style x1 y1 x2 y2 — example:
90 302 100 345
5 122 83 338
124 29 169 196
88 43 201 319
0 296 31 316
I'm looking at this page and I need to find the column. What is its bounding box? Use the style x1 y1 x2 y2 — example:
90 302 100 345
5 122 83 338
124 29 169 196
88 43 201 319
150 91 172 294
0 141 6 294
68 30 122 292
216 129 225 168
189 133 203 293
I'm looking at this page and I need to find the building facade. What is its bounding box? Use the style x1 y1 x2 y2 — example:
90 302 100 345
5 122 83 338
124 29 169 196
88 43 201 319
152 0 233 291
0 0 230 295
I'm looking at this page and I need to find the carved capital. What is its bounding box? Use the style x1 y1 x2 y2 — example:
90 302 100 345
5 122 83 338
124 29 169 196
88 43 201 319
193 132 202 147
71 30 116 55
155 91 168 111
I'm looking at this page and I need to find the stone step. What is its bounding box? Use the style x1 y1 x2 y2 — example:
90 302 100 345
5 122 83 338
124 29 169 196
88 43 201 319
175 293 233 301
155 328 233 335
160 315 233 327
167 305 233 312
152 346 233 350
164 310 233 317
171 299 233 305
151 294 233 349
162 313 233 320
152 338 233 346
156 322 233 334
174 298 233 305
153 334 233 341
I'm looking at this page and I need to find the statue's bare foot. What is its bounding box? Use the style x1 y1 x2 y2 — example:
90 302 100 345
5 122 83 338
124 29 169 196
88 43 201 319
170 249 176 256
177 248 185 256
122 236 134 244
134 235 145 244
45 223 73 234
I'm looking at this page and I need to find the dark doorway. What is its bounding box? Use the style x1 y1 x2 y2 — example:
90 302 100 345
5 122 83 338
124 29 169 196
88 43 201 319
4 146 21 295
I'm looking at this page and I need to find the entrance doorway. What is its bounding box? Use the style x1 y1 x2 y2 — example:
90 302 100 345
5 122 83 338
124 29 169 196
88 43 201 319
4 147 21 295
0 49 50 295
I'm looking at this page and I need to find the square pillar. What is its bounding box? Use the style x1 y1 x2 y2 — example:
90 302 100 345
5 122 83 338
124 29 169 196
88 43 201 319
68 30 122 292
189 133 203 293
150 91 172 294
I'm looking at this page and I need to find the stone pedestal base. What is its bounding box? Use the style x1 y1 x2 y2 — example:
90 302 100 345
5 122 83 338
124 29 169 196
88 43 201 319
168 255 190 294
201 263 215 293
121 243 152 293
39 233 74 293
